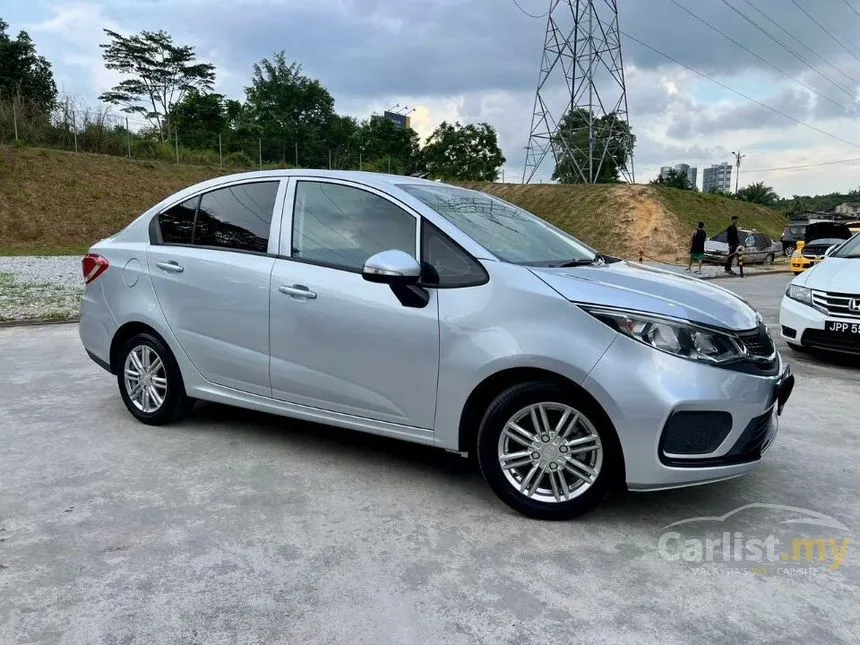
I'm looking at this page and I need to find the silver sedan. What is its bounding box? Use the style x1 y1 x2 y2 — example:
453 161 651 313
78 170 794 520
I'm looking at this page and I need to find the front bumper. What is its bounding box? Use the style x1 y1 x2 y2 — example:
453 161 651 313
789 257 816 273
779 295 860 354
582 333 792 491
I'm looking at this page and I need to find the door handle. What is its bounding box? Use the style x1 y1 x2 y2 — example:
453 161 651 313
156 260 184 273
279 284 317 300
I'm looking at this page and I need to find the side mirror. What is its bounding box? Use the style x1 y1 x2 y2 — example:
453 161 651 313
362 249 421 286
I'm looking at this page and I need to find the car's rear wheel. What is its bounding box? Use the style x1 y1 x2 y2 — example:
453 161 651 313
476 381 620 520
784 245 795 257
117 332 190 425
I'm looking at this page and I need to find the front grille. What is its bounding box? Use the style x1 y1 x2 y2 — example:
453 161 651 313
811 290 860 320
801 329 860 354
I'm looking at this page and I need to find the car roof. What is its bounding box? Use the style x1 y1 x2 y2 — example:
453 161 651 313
186 168 443 192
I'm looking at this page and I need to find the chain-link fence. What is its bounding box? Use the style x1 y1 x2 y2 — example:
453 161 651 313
0 96 408 174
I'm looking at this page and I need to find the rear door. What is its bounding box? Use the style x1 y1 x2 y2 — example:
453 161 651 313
146 178 286 397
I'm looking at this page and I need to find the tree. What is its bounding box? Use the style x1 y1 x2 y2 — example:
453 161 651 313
736 181 779 206
169 89 228 148
0 19 57 112
99 28 216 141
420 121 505 181
551 108 635 184
650 169 692 190
356 115 421 172
244 52 335 167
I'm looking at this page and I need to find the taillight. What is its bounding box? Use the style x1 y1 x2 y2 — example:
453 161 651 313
82 253 110 284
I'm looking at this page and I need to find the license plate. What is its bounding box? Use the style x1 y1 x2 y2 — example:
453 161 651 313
825 321 860 335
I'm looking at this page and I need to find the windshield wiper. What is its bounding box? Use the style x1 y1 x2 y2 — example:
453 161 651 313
556 254 603 267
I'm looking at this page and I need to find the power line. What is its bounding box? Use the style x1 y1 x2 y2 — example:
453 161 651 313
667 0 856 115
726 0 860 103
740 156 860 173
511 0 549 19
842 0 860 19
789 0 860 67
620 30 860 150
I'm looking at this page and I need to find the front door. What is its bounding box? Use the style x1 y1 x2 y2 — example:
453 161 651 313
268 178 440 429
146 179 284 397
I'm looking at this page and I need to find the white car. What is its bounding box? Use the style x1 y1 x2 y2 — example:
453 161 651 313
779 232 860 354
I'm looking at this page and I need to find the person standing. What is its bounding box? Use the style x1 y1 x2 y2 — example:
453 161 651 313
688 221 707 273
724 215 740 274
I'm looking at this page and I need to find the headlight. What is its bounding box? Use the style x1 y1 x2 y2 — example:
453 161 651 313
583 307 746 365
786 284 813 306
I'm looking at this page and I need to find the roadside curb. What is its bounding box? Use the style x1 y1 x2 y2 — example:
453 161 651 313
0 317 79 328
698 269 794 281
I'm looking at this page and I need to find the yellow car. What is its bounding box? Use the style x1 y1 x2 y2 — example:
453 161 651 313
789 222 853 274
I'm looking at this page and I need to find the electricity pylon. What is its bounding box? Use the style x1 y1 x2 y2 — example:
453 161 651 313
522 0 634 184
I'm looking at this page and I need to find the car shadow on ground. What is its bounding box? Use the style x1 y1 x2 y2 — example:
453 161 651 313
179 400 774 523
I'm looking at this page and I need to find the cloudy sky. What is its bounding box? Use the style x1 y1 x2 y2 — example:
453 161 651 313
7 0 860 195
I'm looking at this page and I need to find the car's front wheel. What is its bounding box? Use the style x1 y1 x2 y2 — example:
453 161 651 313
117 332 190 425
476 381 620 520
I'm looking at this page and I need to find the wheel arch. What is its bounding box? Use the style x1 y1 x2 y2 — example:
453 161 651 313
109 321 174 375
457 367 626 481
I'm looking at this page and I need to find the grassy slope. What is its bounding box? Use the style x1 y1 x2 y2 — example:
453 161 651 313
0 145 786 260
0 145 233 255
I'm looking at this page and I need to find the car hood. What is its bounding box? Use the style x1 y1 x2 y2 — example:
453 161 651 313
795 257 860 291
804 222 852 243
704 240 728 252
529 260 760 330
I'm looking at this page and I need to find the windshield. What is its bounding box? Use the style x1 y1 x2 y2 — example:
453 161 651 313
399 184 596 265
833 233 860 258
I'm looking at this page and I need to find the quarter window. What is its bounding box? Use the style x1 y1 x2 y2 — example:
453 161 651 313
192 181 279 253
158 197 198 245
291 181 416 271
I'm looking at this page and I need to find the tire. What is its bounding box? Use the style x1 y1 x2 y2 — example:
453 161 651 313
476 381 621 520
764 253 775 265
117 332 190 425
784 246 795 257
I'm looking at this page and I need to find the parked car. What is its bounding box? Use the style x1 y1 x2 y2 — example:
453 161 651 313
704 228 781 265
780 222 808 257
789 222 854 274
78 170 794 520
780 232 860 354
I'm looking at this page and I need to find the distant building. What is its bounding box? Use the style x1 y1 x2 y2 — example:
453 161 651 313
834 202 860 215
383 110 412 129
702 162 733 193
660 163 698 188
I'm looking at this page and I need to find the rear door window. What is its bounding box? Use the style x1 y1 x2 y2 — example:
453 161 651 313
158 197 198 245
192 182 279 253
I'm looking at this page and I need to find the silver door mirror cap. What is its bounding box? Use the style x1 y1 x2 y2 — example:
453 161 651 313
362 249 421 285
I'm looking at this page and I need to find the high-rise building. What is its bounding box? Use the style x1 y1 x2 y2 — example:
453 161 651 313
702 162 733 193
660 163 698 188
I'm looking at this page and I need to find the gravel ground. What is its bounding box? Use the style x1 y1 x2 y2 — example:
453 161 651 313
0 255 790 323
0 256 83 322
644 260 790 279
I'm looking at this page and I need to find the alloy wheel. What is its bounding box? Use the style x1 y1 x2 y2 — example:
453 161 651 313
123 344 168 414
497 402 603 503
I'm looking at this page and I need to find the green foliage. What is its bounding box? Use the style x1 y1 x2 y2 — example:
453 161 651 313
171 89 228 149
650 169 692 190
0 19 57 113
552 108 635 184
244 52 335 167
98 28 216 141
736 181 779 206
420 121 505 181
776 190 860 216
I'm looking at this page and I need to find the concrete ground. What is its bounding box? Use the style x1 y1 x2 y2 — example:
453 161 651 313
1 274 858 644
